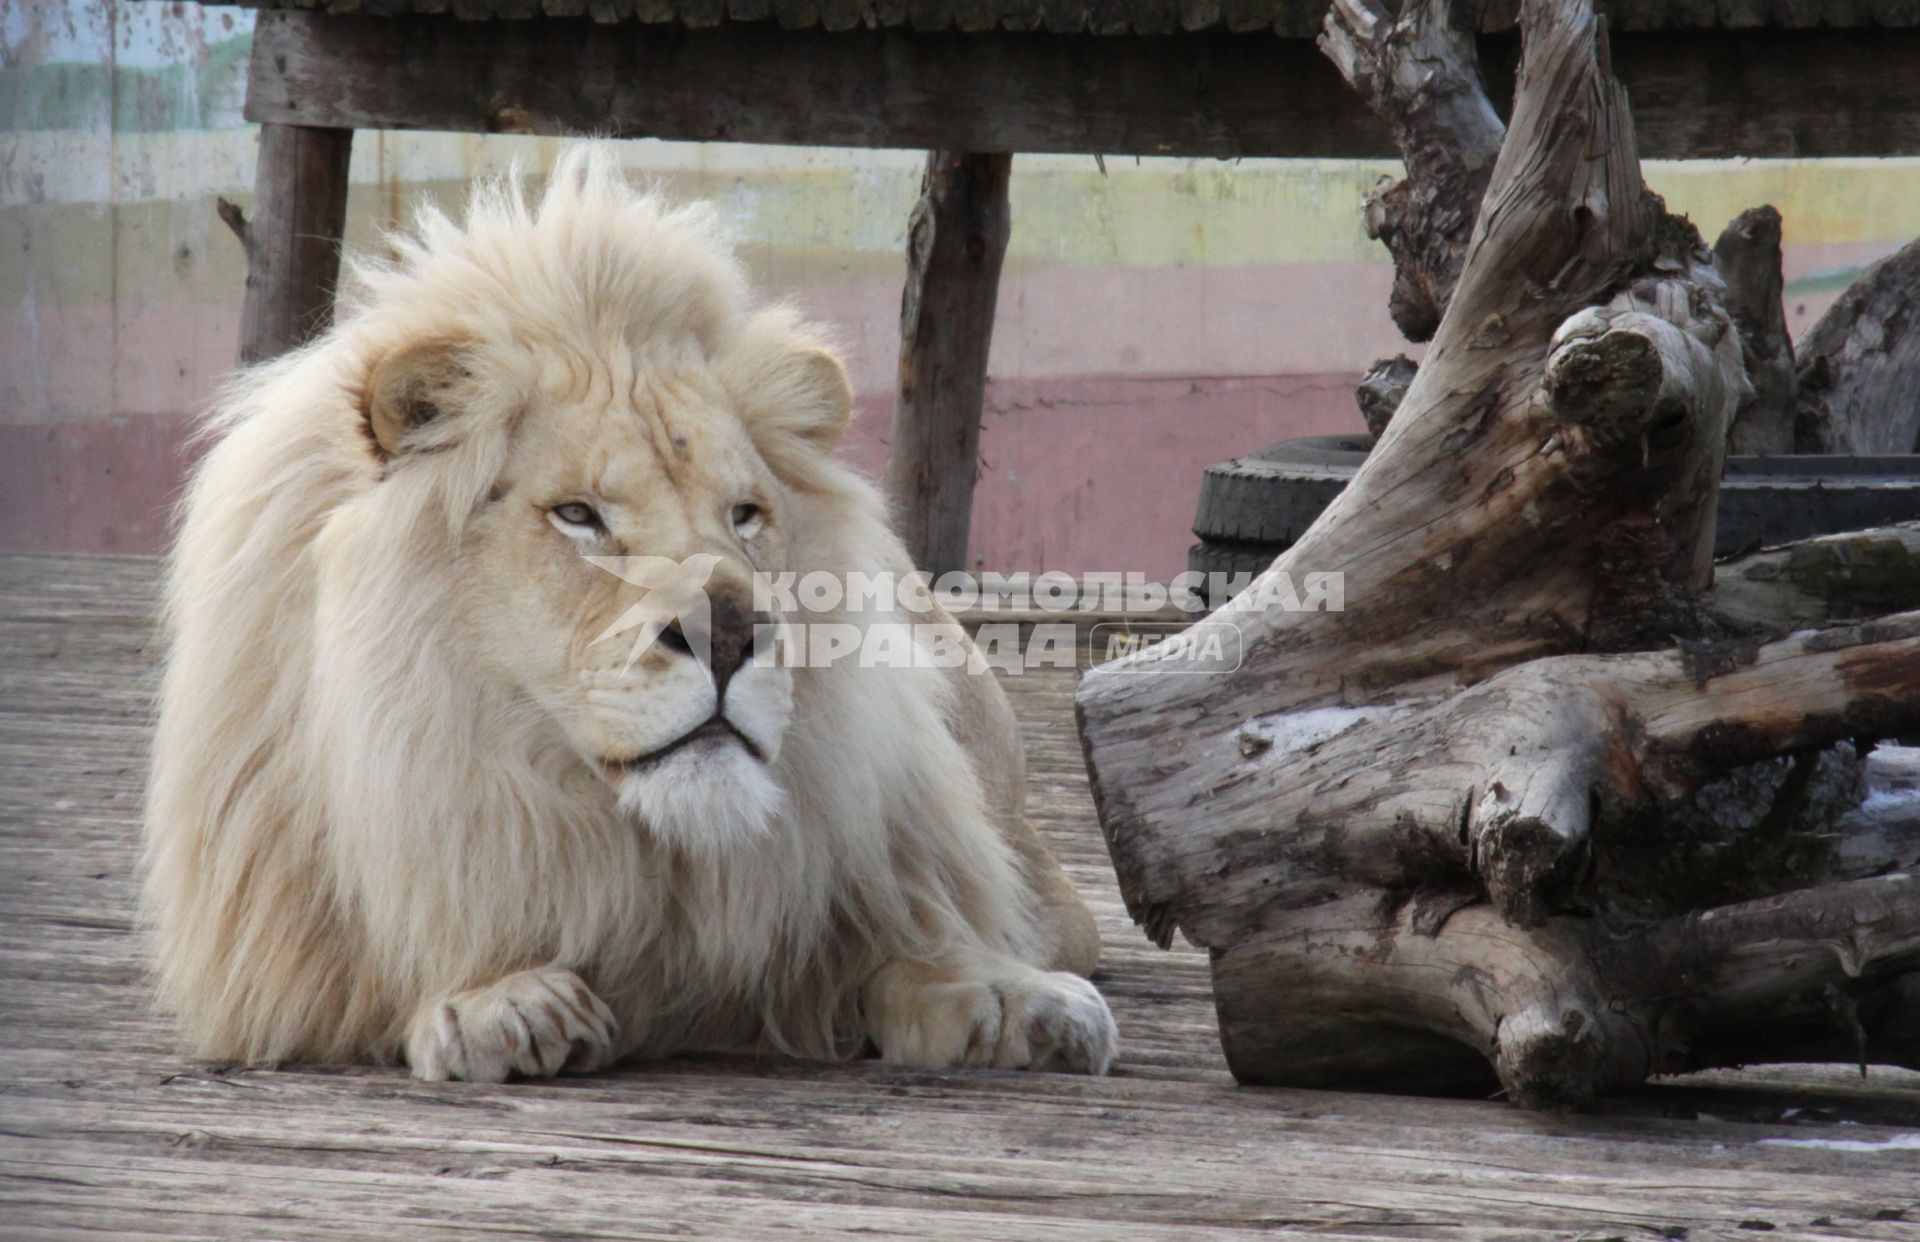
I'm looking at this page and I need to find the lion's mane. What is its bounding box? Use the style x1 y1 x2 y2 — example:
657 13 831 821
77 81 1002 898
143 150 1045 1066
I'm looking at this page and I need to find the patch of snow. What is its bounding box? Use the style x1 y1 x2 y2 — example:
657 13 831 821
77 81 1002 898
1758 1132 1920 1153
1238 705 1411 760
1849 745 1920 818
1859 785 1920 815
1864 744 1920 781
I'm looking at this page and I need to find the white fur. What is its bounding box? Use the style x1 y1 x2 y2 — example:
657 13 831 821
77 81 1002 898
614 742 790 853
143 147 1114 1078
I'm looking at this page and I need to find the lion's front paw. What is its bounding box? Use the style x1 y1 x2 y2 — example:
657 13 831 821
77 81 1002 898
993 972 1117 1074
406 967 619 1083
868 961 1118 1075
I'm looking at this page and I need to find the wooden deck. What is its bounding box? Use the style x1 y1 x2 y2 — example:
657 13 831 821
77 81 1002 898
3 551 1918 1240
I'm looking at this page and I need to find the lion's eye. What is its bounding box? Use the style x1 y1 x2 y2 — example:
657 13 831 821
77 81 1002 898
550 502 602 531
731 503 765 538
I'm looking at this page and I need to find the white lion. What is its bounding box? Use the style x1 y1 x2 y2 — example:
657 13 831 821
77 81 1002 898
143 148 1116 1081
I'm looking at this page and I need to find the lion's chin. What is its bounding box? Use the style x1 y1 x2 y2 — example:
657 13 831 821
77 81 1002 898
611 740 787 855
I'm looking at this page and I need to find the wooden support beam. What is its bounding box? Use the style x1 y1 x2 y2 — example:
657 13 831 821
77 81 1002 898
243 12 1920 160
886 152 1012 577
235 122 354 365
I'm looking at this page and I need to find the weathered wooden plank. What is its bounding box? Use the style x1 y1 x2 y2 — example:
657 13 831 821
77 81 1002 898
0 551 163 614
170 0 1920 31
5 1052 1920 1239
242 12 1920 158
887 151 1012 576
4 553 1920 1240
244 13 1377 156
231 122 355 364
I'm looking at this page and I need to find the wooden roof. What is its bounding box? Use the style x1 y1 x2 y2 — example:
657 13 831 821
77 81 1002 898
185 0 1920 35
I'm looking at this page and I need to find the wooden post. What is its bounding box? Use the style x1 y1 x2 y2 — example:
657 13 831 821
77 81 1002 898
232 123 354 365
887 151 1012 577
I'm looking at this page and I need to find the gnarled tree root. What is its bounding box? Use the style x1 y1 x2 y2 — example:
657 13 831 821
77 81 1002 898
1078 0 1920 1108
1213 874 1920 1108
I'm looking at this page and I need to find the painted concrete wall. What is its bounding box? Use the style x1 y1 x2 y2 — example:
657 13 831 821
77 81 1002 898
7 0 1920 578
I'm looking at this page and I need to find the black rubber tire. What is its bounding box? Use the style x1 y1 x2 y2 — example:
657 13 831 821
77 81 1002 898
1190 435 1374 546
1186 538 1281 582
1190 435 1920 603
1718 455 1920 554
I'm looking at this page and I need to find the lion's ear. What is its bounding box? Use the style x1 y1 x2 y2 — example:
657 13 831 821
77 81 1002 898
742 345 854 457
785 348 854 452
363 337 469 459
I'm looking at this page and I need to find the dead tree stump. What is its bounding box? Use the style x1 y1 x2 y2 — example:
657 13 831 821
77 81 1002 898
1078 0 1920 1108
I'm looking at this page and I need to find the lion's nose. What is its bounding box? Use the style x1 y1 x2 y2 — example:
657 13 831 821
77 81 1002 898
706 595 757 693
663 596 762 695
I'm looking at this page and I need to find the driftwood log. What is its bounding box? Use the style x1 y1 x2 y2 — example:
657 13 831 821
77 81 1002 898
1708 211 1920 455
1318 0 1503 344
1795 236 1920 455
1713 205 1797 456
1078 0 1920 1108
